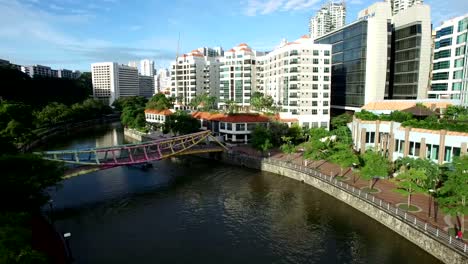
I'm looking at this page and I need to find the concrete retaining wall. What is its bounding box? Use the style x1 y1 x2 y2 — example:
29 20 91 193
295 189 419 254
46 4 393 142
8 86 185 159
219 153 467 264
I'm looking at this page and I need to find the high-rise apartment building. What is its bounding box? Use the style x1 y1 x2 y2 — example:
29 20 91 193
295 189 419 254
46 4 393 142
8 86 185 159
91 62 140 105
316 2 431 112
197 47 224 58
428 14 468 106
309 1 346 40
170 50 220 106
258 36 332 129
58 69 73 79
156 68 171 93
21 65 53 78
219 44 258 108
386 0 423 15
140 59 155 77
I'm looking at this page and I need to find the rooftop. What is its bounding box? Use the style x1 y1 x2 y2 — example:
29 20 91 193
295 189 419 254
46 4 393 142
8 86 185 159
191 112 270 123
362 100 453 111
144 109 173 116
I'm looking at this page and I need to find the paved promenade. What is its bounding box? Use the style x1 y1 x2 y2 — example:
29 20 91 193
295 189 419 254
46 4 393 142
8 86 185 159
232 145 467 235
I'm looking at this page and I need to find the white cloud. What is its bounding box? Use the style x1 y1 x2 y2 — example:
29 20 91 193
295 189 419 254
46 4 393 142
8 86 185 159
244 0 320 16
0 0 174 69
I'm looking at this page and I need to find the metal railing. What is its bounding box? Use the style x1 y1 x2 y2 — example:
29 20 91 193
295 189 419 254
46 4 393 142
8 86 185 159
225 152 468 255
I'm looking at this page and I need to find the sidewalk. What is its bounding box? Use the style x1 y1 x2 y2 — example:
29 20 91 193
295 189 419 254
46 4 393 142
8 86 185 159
231 145 466 233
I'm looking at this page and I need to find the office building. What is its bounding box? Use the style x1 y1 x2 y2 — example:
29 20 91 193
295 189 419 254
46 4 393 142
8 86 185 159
309 1 346 40
219 43 258 108
140 59 155 77
197 47 224 58
316 2 431 112
91 62 140 105
386 0 423 15
139 75 155 98
170 49 220 106
428 14 468 106
258 35 332 129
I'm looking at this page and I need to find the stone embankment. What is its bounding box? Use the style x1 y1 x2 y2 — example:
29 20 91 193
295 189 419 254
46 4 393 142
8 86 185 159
218 152 468 264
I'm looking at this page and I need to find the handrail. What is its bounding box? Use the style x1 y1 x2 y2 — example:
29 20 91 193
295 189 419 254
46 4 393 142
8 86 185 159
225 152 468 255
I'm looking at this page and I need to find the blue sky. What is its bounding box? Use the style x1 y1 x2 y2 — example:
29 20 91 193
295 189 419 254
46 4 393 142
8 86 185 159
0 0 467 71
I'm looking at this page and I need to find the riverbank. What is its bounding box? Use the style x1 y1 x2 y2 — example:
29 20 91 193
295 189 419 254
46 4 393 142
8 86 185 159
210 151 468 264
21 114 120 152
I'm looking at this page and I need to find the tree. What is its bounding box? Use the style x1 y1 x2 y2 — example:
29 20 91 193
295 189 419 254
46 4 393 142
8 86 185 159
331 113 352 129
360 150 390 189
437 156 468 232
0 101 34 143
163 111 200 135
327 143 358 176
393 168 427 208
0 154 64 211
251 125 272 151
287 123 305 144
189 93 216 111
34 102 70 127
303 128 332 161
250 92 274 112
224 100 237 114
146 93 173 111
280 136 296 154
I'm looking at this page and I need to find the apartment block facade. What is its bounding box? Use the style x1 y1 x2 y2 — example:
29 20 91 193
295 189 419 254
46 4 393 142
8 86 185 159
316 2 431 112
258 36 332 129
219 44 258 108
428 14 468 106
170 50 220 106
386 0 423 15
309 0 346 40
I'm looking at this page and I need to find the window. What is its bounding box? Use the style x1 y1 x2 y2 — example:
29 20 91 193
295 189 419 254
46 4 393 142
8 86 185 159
247 123 256 131
434 50 451 59
313 67 318 72
313 50 319 56
312 84 318 90
453 82 462 91
431 83 448 91
312 101 317 106
324 59 330 64
433 61 450 70
436 38 452 49
227 123 232 130
323 84 329 90
312 93 318 98
399 140 405 154
444 146 452 162
313 59 319 64
453 70 463 79
312 109 317 115
324 76 329 81
459 18 468 32
323 101 329 106
455 46 466 56
457 33 467 44
236 123 245 131
321 122 327 128
453 147 461 158
415 142 421 156
366 132 375 144
454 58 464 68
323 109 329 115
220 122 226 129
433 72 449 80
431 145 439 160
323 93 329 98
324 50 330 56
324 67 330 73
436 26 453 38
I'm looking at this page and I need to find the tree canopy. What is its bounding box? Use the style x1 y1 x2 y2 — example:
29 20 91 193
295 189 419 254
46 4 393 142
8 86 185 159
163 111 200 135
250 92 274 112
331 113 352 129
393 168 427 207
146 93 174 111
360 150 391 188
189 93 216 111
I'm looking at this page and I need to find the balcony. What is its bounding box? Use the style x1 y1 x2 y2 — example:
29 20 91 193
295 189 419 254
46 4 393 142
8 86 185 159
289 94 298 98
290 68 298 73
289 76 299 81
289 84 298 90
290 51 299 56
290 59 299 65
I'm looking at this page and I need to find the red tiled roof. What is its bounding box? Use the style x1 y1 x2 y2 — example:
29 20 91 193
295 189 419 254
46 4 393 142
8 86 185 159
300 34 310 39
191 112 270 123
145 109 173 116
273 113 298 123
227 48 235 52
238 43 248 47
286 41 299 46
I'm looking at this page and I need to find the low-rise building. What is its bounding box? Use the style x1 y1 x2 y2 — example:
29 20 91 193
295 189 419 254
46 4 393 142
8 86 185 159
350 118 467 164
192 112 270 143
145 109 173 125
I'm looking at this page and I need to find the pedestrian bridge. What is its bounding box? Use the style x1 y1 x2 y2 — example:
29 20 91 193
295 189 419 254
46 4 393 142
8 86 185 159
35 130 227 167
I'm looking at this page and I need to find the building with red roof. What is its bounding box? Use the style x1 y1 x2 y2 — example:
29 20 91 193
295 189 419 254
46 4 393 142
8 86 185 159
191 111 270 143
145 109 174 125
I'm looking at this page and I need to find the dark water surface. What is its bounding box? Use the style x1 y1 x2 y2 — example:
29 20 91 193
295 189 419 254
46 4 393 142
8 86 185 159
45 123 442 264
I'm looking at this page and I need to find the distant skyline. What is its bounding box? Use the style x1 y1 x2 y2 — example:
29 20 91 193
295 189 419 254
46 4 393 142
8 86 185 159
0 0 466 71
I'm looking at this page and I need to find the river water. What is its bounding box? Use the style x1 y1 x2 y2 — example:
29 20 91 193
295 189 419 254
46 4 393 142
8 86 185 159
45 123 442 264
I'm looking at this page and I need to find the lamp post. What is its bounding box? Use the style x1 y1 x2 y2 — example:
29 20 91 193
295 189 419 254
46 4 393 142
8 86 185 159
64 233 73 261
428 189 435 218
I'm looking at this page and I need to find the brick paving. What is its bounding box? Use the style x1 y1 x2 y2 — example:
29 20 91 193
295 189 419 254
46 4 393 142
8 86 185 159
231 145 467 233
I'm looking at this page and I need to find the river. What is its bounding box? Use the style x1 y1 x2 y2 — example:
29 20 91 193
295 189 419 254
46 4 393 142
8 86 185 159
44 123 442 264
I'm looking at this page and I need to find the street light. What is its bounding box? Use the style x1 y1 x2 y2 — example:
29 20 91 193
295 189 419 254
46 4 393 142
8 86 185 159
63 233 73 261
428 189 435 218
